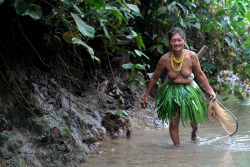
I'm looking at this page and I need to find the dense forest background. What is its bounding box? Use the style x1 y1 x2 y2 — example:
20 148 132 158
0 0 249 166
1 0 249 99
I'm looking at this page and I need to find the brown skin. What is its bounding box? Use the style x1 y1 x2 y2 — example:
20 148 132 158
141 33 216 146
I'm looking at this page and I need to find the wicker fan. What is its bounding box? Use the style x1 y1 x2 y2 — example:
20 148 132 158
208 100 238 136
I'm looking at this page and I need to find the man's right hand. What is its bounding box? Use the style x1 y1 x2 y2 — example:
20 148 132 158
141 97 148 109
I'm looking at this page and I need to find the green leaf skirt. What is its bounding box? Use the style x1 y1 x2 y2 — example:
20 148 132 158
154 80 207 125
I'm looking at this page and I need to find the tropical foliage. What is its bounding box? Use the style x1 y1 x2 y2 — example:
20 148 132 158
134 0 249 100
1 0 249 100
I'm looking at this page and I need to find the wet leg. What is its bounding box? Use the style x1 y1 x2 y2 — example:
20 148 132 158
191 120 200 141
169 117 180 146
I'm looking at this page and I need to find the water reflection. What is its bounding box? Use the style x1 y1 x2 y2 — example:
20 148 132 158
83 95 250 167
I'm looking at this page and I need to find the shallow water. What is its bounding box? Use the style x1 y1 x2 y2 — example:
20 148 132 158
83 95 250 167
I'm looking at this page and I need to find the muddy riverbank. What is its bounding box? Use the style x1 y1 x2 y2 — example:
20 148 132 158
0 64 160 166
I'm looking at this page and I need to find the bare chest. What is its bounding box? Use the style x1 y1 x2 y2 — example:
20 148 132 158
165 55 193 80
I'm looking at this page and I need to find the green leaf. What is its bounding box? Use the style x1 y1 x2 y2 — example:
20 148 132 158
61 144 66 150
73 4 85 18
244 54 250 61
247 10 250 22
207 63 217 71
231 6 238 16
152 34 157 40
100 22 110 40
161 37 169 47
225 36 232 46
126 3 140 12
157 6 167 16
238 2 246 14
132 11 143 18
94 0 106 11
215 9 225 16
131 30 138 36
221 20 227 27
134 36 145 50
122 63 134 69
131 52 136 58
245 64 250 76
134 50 150 60
149 45 156 52
72 38 101 64
180 17 187 28
113 10 123 21
135 64 145 70
193 6 200 14
106 5 117 10
109 34 116 46
0 133 11 140
119 110 127 117
237 17 244 23
60 0 70 4
147 72 153 78
121 7 131 20
120 96 125 103
14 0 42 20
168 1 177 12
71 13 95 38
157 45 163 54
134 50 142 57
0 0 4 6
85 0 105 11
176 2 188 15
244 47 250 53
195 22 201 29
200 60 208 67
106 22 118 33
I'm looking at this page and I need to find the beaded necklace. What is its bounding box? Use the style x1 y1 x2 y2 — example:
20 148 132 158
171 50 184 71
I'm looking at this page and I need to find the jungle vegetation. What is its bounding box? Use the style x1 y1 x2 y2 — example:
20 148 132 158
0 0 249 101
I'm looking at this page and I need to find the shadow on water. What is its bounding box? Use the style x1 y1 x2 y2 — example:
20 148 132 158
83 95 250 167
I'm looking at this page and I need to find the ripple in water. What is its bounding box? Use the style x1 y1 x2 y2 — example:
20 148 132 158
83 96 250 167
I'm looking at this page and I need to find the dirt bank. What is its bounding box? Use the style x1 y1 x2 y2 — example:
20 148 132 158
0 64 158 166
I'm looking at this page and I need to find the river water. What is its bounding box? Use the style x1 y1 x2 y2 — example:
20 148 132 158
83 95 250 167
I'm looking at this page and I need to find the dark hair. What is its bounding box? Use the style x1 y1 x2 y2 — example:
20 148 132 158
168 27 186 41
